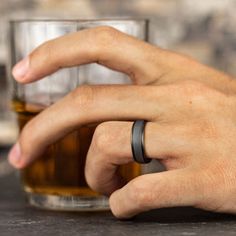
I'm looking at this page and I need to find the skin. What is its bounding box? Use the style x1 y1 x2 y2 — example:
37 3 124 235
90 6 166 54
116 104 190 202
8 26 236 219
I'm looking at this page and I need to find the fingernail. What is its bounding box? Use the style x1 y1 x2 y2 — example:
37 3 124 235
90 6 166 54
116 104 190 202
12 57 29 80
8 142 21 167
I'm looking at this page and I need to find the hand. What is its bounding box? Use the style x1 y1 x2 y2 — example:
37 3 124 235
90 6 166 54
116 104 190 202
9 26 236 219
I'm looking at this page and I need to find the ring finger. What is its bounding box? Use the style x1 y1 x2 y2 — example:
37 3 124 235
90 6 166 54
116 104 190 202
85 121 195 196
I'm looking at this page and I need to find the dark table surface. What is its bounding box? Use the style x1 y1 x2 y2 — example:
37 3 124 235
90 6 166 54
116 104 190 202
1 147 236 236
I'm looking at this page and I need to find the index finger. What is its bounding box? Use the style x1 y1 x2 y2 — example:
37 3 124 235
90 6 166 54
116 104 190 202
12 26 177 85
8 85 163 169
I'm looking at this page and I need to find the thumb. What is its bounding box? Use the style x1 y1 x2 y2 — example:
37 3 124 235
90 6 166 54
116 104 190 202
109 168 201 219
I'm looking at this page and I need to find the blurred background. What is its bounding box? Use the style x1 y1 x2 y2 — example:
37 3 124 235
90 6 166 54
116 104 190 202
0 0 236 175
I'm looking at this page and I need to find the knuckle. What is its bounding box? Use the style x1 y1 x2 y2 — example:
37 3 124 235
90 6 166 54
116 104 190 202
180 80 208 97
94 26 119 43
92 122 115 155
173 53 209 75
179 80 224 101
69 85 96 109
127 176 153 209
93 26 120 54
175 80 214 107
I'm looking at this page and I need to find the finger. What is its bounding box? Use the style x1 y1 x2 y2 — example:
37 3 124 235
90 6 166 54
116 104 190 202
85 121 195 196
12 26 194 85
109 168 201 219
8 85 170 169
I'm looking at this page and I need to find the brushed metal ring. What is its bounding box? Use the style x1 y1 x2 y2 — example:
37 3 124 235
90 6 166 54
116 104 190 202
131 120 151 164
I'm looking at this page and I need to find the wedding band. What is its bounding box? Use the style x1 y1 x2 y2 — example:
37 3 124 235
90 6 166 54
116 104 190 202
131 120 151 164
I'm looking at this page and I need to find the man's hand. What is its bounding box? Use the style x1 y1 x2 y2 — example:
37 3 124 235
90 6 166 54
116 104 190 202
9 26 236 219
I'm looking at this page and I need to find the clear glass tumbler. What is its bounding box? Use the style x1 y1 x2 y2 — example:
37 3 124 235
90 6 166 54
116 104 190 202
9 19 148 211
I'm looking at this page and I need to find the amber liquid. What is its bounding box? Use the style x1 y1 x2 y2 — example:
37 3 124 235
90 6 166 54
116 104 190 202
13 100 141 197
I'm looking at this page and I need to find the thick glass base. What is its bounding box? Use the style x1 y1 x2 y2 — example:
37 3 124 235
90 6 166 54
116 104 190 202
26 192 110 211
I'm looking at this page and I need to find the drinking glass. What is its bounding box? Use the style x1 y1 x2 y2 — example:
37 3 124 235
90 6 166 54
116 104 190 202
9 19 148 211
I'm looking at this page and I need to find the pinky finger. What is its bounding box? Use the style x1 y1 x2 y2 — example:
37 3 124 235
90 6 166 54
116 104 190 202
109 168 201 219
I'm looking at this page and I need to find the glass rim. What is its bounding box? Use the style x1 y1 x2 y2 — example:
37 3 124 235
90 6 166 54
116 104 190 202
9 18 149 24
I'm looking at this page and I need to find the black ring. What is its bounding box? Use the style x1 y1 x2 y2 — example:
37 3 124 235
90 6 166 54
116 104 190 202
131 120 151 164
